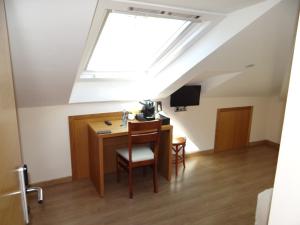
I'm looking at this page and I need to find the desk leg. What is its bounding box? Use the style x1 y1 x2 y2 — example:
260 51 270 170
98 138 105 197
159 128 173 181
88 130 105 197
168 127 173 180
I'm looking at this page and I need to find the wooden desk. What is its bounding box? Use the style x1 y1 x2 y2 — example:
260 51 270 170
88 120 173 197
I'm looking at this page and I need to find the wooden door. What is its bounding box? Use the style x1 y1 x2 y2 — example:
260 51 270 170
0 0 24 224
214 106 253 152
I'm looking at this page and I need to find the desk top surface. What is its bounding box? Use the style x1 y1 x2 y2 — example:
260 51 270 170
88 120 172 138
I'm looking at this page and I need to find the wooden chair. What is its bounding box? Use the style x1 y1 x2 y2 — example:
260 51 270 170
116 120 161 198
172 137 186 177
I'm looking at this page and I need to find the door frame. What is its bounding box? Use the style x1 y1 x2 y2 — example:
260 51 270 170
214 106 253 152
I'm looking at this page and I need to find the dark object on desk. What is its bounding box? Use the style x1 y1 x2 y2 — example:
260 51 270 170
97 130 112 134
158 114 170 125
135 113 155 121
135 113 170 124
104 120 112 126
139 100 155 120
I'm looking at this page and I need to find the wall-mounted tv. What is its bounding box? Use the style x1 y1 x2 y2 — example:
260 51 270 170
170 85 201 107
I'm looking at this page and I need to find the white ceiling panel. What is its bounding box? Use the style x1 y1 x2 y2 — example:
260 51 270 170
5 0 98 107
189 0 299 97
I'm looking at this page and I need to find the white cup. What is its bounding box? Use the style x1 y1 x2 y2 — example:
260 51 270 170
128 113 135 120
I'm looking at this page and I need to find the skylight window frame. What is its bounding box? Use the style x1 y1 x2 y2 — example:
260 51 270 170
147 21 211 77
81 9 204 80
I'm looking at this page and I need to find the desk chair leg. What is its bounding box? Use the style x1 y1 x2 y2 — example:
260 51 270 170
153 163 158 193
129 166 133 198
182 145 186 169
116 157 120 183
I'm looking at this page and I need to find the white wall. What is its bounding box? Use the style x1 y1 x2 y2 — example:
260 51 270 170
18 101 140 183
268 14 300 225
265 96 286 143
18 96 285 183
161 96 278 153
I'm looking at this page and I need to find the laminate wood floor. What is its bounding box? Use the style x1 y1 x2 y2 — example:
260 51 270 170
28 145 278 225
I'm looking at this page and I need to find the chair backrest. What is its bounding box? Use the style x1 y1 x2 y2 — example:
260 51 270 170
128 120 161 162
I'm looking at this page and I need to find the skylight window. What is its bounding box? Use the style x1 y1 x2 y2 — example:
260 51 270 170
83 12 191 79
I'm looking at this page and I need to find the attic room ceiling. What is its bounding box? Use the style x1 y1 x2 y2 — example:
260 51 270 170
189 0 299 97
5 0 98 107
5 0 300 107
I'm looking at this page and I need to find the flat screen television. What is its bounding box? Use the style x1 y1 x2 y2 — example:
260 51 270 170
170 85 201 107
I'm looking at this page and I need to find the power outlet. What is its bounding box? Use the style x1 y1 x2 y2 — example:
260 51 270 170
174 106 187 112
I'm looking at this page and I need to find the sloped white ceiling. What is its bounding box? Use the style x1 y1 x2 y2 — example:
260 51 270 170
5 0 98 107
150 0 299 99
189 0 299 97
5 0 299 107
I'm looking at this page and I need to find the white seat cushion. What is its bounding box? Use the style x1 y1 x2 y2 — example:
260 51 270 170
116 146 154 162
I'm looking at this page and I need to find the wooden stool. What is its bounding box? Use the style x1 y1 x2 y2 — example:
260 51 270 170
172 137 186 177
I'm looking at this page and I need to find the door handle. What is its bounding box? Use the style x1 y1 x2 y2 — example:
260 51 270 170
18 166 29 224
